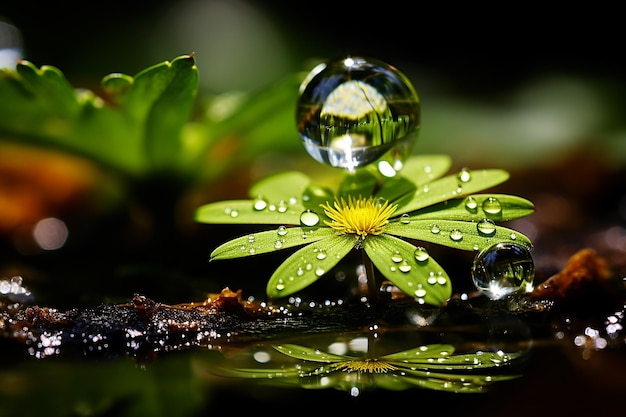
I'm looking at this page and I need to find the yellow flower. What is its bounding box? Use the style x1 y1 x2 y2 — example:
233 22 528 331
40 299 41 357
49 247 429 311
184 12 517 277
322 196 397 239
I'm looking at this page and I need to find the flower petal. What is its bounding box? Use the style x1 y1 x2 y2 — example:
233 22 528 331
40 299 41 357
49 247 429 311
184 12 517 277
385 219 532 251
266 234 355 298
194 199 304 225
401 194 535 222
394 169 511 216
211 227 336 260
363 234 452 306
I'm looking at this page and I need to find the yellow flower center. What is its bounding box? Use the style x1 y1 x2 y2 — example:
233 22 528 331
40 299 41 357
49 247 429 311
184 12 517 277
333 359 398 373
321 195 397 239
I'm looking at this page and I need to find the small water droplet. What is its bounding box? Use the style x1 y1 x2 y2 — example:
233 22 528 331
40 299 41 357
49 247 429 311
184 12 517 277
274 240 283 249
289 196 298 204
247 235 255 243
414 246 429 262
277 226 288 236
482 197 502 215
253 196 268 211
316 249 327 260
457 167 471 183
275 282 285 291
315 267 325 276
296 267 304 276
391 251 403 263
296 56 420 172
449 229 463 242
230 209 239 218
430 224 440 234
399 261 412 272
415 288 427 297
300 209 320 227
476 218 497 236
400 213 410 224
248 248 256 255
471 242 534 300
465 196 478 212
510 233 517 240
422 185 429 193
277 200 288 213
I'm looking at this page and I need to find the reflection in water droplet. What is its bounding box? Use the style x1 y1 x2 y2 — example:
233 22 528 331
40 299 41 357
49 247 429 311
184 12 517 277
471 242 534 300
477 218 497 236
300 209 320 227
414 246 429 262
400 214 410 224
430 224 440 234
449 229 463 242
277 226 288 236
296 56 420 172
482 197 502 215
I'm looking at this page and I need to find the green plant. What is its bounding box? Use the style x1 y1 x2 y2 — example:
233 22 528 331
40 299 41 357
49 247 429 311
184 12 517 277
194 156 534 305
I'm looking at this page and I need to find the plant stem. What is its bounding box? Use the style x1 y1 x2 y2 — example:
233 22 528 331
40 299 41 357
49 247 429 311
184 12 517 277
360 250 379 303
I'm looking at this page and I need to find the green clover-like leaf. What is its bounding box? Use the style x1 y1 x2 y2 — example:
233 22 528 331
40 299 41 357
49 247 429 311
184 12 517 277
394 169 510 216
266 234 354 298
363 234 452 305
385 219 532 251
211 227 336 260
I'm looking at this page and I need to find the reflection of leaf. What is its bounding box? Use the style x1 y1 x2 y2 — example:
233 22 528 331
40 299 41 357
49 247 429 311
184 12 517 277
216 342 524 394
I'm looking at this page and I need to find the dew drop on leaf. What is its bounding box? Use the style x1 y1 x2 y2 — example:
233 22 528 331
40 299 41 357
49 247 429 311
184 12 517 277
482 197 502 215
471 242 534 300
300 209 320 227
465 196 478 212
413 246 429 262
476 218 497 236
253 196 268 211
457 167 471 183
449 229 463 242
296 56 420 174
277 226 288 236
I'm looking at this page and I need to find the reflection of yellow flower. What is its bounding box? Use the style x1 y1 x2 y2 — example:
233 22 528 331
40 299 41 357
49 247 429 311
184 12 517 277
333 358 397 373
195 155 534 305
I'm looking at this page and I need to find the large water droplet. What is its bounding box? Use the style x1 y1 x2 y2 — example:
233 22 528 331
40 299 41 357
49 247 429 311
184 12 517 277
296 56 420 173
471 242 534 300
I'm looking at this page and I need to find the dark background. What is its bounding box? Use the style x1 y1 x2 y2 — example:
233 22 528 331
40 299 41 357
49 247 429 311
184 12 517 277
2 1 624 95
